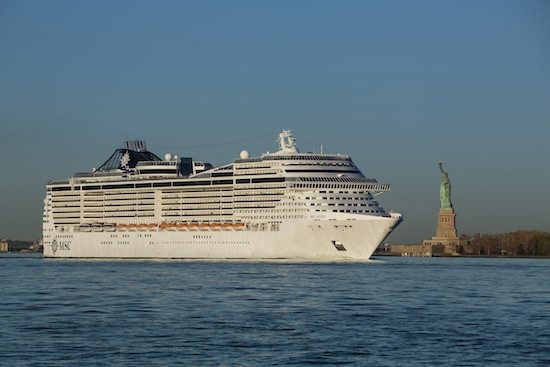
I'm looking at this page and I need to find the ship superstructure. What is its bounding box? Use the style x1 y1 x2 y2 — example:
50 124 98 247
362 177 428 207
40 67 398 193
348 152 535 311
43 130 402 259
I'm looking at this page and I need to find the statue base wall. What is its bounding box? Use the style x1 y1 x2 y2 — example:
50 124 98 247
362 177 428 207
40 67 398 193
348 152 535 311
422 208 463 256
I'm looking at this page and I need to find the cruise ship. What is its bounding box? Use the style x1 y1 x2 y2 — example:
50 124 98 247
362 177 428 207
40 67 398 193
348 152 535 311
43 130 402 259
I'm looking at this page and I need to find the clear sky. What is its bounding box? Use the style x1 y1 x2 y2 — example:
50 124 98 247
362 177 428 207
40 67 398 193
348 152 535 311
1 0 549 243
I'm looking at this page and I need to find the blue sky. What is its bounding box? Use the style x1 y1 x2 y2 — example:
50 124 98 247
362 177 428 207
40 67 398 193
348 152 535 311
1 0 549 242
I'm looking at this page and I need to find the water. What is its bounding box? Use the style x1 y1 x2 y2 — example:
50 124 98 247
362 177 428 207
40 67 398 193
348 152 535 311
1 255 549 366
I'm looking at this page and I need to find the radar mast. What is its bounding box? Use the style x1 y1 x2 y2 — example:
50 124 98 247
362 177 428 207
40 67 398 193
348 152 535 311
276 130 299 154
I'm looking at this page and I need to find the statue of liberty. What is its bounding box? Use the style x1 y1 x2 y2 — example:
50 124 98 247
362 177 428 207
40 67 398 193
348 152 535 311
438 161 452 209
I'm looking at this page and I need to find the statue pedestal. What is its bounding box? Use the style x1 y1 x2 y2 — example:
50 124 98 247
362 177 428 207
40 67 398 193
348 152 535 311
435 209 457 238
422 208 462 255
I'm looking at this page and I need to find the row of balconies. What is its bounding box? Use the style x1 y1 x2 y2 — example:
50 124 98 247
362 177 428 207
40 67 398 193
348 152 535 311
52 208 81 213
161 197 223 204
83 207 154 212
233 184 286 191
233 202 278 208
82 212 155 218
53 219 80 224
161 191 234 198
233 196 282 202
161 215 236 221
51 196 81 202
83 194 155 200
234 163 275 170
233 169 280 176
161 204 231 210
162 210 232 216
289 182 390 192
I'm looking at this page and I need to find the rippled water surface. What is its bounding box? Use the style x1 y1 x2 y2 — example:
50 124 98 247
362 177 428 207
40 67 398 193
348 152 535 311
1 254 549 366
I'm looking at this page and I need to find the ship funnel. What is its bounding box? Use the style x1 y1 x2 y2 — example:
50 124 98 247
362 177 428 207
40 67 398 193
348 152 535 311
124 140 147 152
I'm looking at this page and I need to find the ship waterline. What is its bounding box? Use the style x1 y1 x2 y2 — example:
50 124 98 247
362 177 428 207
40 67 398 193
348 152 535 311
43 131 402 259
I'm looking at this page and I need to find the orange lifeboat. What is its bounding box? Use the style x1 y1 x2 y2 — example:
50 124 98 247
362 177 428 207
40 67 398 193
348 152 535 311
167 223 179 231
233 223 245 230
197 223 209 230
210 223 222 230
126 224 138 231
187 223 199 230
175 223 189 231
160 222 174 230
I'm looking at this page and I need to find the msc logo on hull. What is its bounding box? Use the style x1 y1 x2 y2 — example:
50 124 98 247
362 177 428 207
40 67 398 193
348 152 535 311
51 239 71 254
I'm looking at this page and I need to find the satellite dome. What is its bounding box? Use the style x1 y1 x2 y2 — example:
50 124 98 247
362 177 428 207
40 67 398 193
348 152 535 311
240 150 250 159
164 153 172 161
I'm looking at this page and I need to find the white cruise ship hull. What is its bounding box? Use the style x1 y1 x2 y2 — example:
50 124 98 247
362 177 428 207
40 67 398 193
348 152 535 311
43 132 403 260
44 213 401 260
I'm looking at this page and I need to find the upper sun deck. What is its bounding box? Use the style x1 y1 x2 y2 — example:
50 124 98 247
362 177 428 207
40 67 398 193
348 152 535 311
235 130 351 164
47 131 388 192
234 153 351 164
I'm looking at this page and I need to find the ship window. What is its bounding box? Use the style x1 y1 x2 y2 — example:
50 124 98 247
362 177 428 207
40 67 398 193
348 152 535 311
52 186 72 191
82 185 101 191
211 172 233 177
251 177 285 184
104 183 135 190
